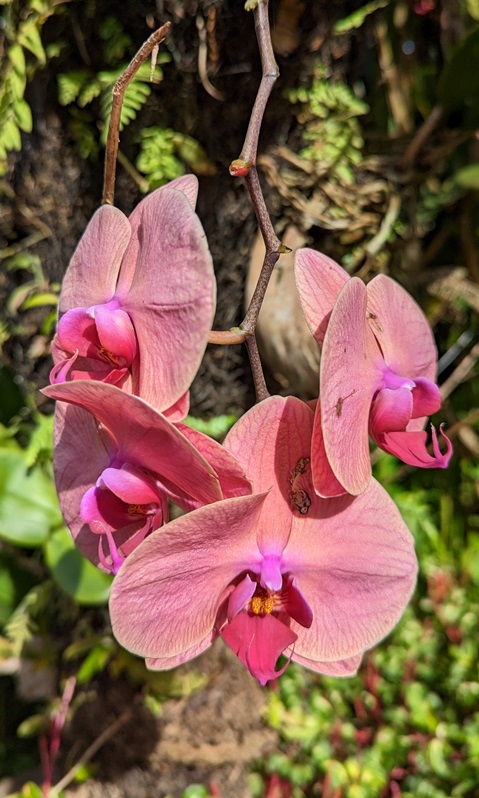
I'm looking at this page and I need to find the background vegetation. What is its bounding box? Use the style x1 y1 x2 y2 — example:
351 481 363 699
0 1 478 796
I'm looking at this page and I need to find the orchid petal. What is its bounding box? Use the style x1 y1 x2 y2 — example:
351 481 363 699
221 612 297 685
228 574 257 622
161 391 190 423
120 188 215 411
283 578 313 628
379 425 453 468
291 650 362 677
122 176 200 289
56 309 97 357
224 395 314 557
145 631 217 671
366 274 437 382
109 493 268 659
311 403 348 498
320 278 383 495
94 305 137 364
80 485 129 534
58 205 131 313
43 381 223 507
370 387 413 436
284 478 417 662
99 465 160 504
411 377 441 419
175 422 252 505
294 248 349 344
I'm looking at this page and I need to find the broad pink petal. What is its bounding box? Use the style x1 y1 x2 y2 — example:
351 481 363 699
370 387 413 436
221 612 297 685
379 425 453 468
366 274 437 383
120 188 215 411
225 396 315 558
291 650 362 677
94 305 137 364
122 176 200 290
109 493 268 659
294 248 349 345
175 422 252 505
320 278 383 495
162 391 190 422
145 631 217 671
58 205 131 313
411 377 441 419
43 381 223 507
283 478 417 662
311 403 348 498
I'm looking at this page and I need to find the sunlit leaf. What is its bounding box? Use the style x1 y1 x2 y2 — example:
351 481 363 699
44 527 112 605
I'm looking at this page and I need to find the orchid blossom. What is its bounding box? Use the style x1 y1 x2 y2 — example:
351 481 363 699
109 396 417 684
294 248 452 496
43 381 251 574
50 175 215 416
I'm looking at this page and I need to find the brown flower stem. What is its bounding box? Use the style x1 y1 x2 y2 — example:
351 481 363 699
102 22 171 206
211 1 280 401
245 335 270 401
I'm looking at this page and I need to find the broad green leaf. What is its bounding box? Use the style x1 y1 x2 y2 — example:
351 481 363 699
454 163 479 189
44 527 112 605
0 449 61 546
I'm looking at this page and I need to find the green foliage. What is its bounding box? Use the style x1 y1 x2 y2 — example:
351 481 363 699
438 26 479 128
333 1 389 35
184 414 237 441
287 64 368 184
135 127 184 190
0 0 61 172
58 52 169 155
257 454 479 798
44 527 112 606
136 127 216 192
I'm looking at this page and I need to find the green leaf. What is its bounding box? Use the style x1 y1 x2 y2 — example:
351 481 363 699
438 27 479 127
57 70 91 106
1 117 22 151
8 44 26 75
20 291 58 310
44 527 112 605
334 1 389 35
184 414 237 440
0 448 62 547
14 99 32 133
17 20 46 64
454 163 479 189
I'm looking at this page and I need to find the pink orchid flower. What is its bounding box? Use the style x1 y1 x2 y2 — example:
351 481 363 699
294 248 452 496
50 175 215 416
109 396 417 684
43 381 251 574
